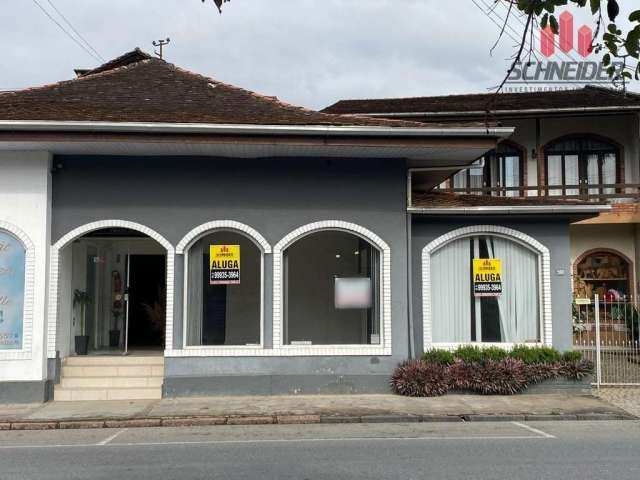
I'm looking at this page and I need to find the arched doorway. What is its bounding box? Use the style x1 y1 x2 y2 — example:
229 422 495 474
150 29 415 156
48 221 174 358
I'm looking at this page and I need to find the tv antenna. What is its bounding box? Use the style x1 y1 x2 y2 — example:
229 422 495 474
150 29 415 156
152 38 171 59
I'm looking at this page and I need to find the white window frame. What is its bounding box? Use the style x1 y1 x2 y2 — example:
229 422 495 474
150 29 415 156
47 220 175 358
422 225 552 350
0 221 35 361
273 221 392 356
175 221 270 357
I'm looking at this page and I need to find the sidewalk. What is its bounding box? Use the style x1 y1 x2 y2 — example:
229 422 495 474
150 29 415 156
0 393 635 430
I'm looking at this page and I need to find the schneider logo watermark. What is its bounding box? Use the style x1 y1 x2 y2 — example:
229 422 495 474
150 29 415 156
506 11 623 86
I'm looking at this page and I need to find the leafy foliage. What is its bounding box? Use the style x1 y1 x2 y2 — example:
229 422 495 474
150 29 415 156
390 360 450 397
392 346 593 397
509 345 561 364
422 349 455 365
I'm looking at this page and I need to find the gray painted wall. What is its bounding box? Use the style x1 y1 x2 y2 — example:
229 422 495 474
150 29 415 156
52 156 410 391
50 156 578 395
411 215 575 353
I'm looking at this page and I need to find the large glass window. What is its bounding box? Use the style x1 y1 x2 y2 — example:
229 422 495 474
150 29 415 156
430 235 540 344
545 136 619 197
0 230 26 350
284 231 380 345
447 144 524 196
186 231 261 346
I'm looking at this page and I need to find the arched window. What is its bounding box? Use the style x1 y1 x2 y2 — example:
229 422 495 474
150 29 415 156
451 142 524 197
283 230 380 346
0 229 26 350
428 233 542 344
574 250 631 299
185 230 262 346
545 136 620 197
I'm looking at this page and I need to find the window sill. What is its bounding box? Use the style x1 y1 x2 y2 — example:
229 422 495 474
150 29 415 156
165 345 392 357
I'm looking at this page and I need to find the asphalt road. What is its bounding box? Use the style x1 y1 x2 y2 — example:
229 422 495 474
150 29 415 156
0 421 638 479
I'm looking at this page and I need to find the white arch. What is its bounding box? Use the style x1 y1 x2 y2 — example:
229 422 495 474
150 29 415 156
421 225 552 350
47 220 176 358
272 220 391 356
0 221 36 360
176 221 271 254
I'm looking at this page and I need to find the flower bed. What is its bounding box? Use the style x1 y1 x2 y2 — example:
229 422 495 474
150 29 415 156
390 346 593 397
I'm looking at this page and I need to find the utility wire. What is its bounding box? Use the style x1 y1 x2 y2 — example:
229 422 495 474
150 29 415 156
484 0 580 63
45 0 104 62
30 0 101 63
471 0 523 47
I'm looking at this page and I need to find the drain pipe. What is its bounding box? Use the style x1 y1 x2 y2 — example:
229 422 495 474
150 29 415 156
406 169 416 359
406 211 415 359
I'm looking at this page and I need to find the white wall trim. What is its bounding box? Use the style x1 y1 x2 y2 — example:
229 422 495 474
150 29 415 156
0 221 36 361
46 220 175 358
272 220 392 356
422 225 552 350
178 221 269 356
176 221 272 255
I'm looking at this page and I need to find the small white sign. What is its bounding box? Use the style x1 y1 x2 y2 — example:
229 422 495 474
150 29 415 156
335 277 372 309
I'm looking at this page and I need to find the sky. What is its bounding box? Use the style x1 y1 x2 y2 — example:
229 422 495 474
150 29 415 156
1 1 636 110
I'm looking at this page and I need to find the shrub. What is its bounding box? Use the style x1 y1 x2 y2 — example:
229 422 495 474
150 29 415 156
471 358 530 395
509 345 561 364
453 345 486 363
558 359 594 380
561 351 583 362
481 346 509 361
390 360 449 397
422 349 455 365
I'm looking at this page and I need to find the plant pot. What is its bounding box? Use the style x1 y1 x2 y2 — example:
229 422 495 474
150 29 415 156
75 335 90 355
109 330 120 348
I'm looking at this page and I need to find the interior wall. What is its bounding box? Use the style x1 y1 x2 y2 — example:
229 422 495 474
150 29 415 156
61 237 165 355
285 232 369 345
187 231 261 346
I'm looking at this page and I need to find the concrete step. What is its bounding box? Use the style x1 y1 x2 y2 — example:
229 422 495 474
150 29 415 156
64 355 164 367
60 376 164 389
61 365 164 378
54 387 162 401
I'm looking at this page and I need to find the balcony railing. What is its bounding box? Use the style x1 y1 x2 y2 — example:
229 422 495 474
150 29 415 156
436 183 640 202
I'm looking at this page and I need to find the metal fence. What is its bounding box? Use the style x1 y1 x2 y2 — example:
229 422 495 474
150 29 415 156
573 294 640 386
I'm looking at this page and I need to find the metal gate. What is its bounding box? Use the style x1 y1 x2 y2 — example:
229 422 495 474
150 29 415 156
573 295 640 386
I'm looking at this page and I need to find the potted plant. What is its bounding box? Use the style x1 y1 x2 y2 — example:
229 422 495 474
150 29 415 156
73 289 91 355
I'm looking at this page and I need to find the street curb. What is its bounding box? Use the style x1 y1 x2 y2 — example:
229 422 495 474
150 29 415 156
0 412 636 431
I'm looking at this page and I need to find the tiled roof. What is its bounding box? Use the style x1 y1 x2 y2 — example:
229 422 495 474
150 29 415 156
411 191 601 208
322 86 640 116
0 49 458 128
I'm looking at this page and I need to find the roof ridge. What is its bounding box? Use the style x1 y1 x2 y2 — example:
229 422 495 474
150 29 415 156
165 61 427 127
0 57 161 97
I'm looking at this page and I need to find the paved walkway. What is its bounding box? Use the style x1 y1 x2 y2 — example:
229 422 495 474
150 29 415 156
593 387 640 418
0 393 634 428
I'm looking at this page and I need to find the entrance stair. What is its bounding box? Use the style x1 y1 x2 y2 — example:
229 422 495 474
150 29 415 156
54 354 164 401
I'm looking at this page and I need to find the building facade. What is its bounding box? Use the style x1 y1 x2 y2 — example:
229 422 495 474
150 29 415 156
0 51 606 402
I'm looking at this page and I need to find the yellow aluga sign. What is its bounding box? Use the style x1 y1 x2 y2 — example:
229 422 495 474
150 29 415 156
472 258 502 297
210 245 240 285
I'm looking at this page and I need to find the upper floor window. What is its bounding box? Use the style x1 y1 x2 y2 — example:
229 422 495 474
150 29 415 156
545 136 620 198
450 143 524 197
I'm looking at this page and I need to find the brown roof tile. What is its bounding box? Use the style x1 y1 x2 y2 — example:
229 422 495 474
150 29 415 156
0 49 473 129
323 86 640 116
